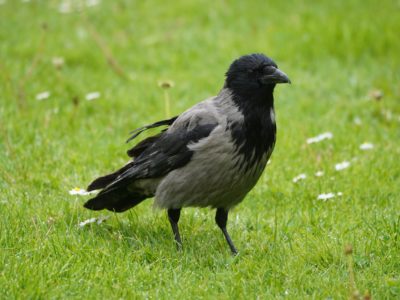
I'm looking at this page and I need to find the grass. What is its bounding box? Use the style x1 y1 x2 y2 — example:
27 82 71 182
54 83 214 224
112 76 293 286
1 0 399 298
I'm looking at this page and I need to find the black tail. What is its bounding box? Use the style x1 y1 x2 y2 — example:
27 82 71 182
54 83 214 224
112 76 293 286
87 162 134 191
84 187 147 212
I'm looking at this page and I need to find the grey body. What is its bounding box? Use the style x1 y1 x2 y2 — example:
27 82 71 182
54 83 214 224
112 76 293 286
132 88 274 209
154 89 273 209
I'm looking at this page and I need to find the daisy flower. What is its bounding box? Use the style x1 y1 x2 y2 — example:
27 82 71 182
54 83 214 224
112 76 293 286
78 216 109 228
317 192 342 201
306 132 333 144
292 173 307 183
85 92 101 101
359 143 374 150
69 187 96 196
315 171 324 177
36 91 50 101
335 161 350 171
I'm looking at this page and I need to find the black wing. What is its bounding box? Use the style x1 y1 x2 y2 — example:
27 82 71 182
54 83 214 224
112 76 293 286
85 123 217 211
87 116 178 191
85 104 218 212
103 122 217 192
126 133 163 158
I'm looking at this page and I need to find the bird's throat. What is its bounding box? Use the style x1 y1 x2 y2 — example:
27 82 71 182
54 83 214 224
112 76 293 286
229 88 277 169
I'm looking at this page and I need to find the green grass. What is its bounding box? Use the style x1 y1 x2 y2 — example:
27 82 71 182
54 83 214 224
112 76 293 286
1 0 399 298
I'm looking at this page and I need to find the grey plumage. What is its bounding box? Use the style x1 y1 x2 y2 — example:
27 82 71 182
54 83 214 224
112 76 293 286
84 53 290 254
155 89 270 209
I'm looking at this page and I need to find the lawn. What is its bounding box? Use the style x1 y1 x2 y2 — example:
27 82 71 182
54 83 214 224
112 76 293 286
0 0 399 298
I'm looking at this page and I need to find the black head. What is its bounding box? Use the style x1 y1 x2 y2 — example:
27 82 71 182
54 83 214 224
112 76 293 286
225 53 290 98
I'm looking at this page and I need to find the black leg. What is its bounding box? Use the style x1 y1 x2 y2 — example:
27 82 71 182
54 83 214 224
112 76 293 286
168 208 182 250
215 208 238 255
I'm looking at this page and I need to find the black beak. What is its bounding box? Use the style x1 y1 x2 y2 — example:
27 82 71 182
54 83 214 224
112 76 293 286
261 67 291 84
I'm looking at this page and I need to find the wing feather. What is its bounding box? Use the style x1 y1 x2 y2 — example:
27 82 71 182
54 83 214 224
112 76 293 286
126 116 178 143
106 123 217 192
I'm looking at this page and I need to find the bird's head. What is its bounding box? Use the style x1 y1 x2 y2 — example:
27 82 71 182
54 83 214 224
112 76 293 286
225 53 290 98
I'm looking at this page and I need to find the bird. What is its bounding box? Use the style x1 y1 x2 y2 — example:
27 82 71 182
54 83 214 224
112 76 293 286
84 53 290 255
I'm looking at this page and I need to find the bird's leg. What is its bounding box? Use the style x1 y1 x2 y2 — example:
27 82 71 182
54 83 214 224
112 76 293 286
168 208 182 250
215 208 238 255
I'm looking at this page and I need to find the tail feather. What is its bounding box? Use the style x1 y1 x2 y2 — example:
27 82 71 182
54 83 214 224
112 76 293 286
87 162 134 191
84 187 147 212
127 134 161 158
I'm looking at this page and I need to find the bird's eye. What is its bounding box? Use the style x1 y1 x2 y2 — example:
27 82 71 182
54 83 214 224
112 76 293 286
249 66 264 75
263 66 276 74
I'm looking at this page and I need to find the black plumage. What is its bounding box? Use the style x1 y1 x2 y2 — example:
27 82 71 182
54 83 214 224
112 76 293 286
84 53 290 254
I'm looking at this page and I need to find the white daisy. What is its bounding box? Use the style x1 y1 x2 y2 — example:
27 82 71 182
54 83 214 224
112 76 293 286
79 216 109 228
36 91 50 101
292 173 307 183
335 161 350 171
79 217 96 227
85 91 101 101
315 171 324 177
306 132 333 144
69 187 96 196
359 143 374 150
317 192 343 201
317 193 335 201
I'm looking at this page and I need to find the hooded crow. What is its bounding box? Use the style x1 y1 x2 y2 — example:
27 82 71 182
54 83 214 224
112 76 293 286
84 53 290 254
